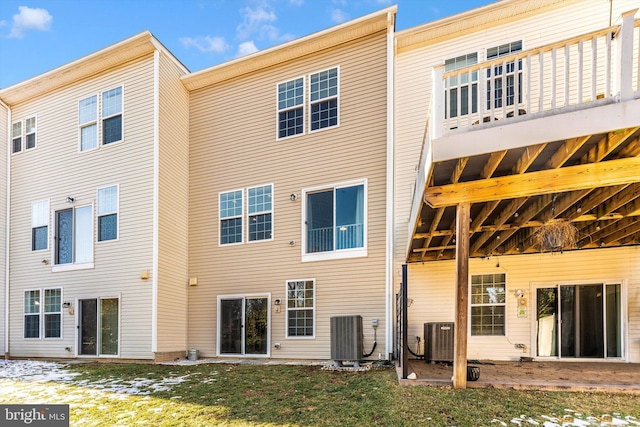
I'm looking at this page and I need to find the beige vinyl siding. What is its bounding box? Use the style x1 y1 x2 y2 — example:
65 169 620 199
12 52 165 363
0 102 7 355
8 55 156 359
156 52 189 354
188 30 388 359
407 246 640 362
394 1 627 291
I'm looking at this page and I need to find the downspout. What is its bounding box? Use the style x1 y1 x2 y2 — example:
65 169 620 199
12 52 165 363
1 98 10 359
384 10 396 360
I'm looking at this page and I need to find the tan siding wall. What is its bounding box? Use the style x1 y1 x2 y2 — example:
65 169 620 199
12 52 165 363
407 246 640 362
188 31 389 359
156 52 190 354
8 55 156 359
394 1 628 295
0 103 7 355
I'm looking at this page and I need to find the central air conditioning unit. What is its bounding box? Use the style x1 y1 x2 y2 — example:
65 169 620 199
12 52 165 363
330 315 363 364
424 322 455 363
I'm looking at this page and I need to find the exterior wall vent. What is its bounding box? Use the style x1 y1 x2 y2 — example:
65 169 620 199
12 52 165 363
424 322 455 363
330 315 363 362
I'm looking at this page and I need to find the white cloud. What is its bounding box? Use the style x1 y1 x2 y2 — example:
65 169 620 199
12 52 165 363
260 24 295 43
236 6 277 40
236 41 259 57
179 35 229 54
331 9 349 24
8 6 52 39
289 0 304 5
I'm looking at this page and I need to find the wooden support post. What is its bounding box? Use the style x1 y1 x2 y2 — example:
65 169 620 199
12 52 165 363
453 202 470 389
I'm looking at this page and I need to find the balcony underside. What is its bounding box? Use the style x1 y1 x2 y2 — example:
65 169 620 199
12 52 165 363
408 102 640 263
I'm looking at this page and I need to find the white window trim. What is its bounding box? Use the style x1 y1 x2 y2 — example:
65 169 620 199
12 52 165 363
308 65 340 135
276 75 306 141
216 293 272 358
23 287 63 340
101 86 124 146
469 272 507 337
78 93 99 153
285 279 316 339
301 178 367 263
51 203 95 272
74 294 121 358
31 199 50 252
219 188 244 246
97 184 119 243
247 183 274 244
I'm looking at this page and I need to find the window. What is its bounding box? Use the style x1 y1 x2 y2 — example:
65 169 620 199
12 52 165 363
305 181 365 257
12 121 22 153
444 52 478 118
24 288 62 339
309 67 339 131
79 95 98 151
247 185 273 241
31 200 49 251
220 190 243 245
97 185 118 241
55 205 93 266
25 116 36 149
277 77 304 139
471 273 506 336
102 87 123 144
286 279 315 338
220 184 274 245
486 41 523 109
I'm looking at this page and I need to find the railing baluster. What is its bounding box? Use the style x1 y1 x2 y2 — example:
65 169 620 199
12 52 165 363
591 35 597 102
551 47 557 109
456 71 462 129
605 30 612 98
526 54 531 113
564 44 570 106
578 40 583 103
539 51 544 112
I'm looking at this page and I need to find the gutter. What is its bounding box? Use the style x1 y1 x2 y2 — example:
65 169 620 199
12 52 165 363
1 98 10 359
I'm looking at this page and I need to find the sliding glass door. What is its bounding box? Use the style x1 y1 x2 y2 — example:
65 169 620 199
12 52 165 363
219 295 269 356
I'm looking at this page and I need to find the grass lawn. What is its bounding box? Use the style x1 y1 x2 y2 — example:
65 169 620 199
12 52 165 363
2 361 639 426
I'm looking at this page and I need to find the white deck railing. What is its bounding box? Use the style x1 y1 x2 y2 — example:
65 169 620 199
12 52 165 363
432 12 639 137
307 223 364 253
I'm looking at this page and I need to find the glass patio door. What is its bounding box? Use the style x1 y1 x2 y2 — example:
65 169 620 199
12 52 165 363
536 284 622 358
219 296 269 356
78 298 119 356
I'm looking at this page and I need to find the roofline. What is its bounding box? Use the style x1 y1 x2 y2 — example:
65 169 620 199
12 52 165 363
0 31 188 106
182 5 397 91
395 0 582 54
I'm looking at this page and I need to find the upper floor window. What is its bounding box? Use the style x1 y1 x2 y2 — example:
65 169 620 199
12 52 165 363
24 288 62 339
11 116 37 154
220 184 274 245
102 87 123 144
31 200 49 251
55 205 93 267
470 273 506 336
486 41 523 109
98 185 118 241
79 86 123 152
277 77 304 139
309 67 339 132
79 95 98 151
444 53 478 119
304 180 366 260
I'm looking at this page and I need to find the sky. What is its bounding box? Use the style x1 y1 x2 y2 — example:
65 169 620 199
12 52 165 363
0 0 497 89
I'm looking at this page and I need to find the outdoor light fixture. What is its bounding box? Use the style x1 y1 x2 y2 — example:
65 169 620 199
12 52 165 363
290 193 297 201
66 196 75 203
62 302 71 308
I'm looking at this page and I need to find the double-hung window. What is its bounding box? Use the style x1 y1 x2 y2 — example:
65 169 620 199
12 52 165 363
220 190 243 245
55 205 93 266
24 288 62 339
32 200 49 251
11 116 37 153
286 279 315 338
309 67 339 131
277 77 304 139
486 41 523 109
79 95 98 151
97 185 118 241
102 87 123 144
470 273 506 336
444 53 478 118
220 184 274 245
304 180 365 259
